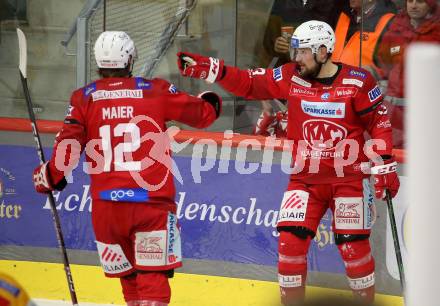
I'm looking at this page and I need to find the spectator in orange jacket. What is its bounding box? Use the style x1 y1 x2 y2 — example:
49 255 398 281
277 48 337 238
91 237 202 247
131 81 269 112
377 0 440 148
332 0 397 75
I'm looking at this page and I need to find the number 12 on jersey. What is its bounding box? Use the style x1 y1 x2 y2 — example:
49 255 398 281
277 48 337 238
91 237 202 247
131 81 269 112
99 123 141 172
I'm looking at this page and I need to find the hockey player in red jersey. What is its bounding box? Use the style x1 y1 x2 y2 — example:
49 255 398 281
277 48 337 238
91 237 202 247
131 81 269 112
177 20 399 305
32 31 221 306
254 106 288 138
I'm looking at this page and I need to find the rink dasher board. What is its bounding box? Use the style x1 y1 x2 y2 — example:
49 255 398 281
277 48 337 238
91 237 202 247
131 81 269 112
0 130 405 298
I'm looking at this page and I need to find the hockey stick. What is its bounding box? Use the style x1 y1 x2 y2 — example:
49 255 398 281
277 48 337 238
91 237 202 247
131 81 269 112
385 190 406 291
16 28 79 306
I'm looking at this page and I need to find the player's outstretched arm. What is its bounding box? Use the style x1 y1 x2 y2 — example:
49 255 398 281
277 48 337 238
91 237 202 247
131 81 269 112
177 52 284 100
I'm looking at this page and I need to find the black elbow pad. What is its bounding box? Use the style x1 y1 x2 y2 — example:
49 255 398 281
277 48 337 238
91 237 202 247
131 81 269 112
198 91 222 118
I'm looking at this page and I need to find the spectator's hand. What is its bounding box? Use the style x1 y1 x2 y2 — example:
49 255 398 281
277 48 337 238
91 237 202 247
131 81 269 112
33 162 67 194
274 36 290 54
177 52 224 83
371 157 400 199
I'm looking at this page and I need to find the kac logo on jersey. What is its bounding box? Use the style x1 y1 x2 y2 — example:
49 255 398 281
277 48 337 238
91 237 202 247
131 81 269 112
100 188 149 202
301 101 345 118
349 69 366 79
368 85 382 103
302 119 348 151
273 67 283 82
321 92 330 100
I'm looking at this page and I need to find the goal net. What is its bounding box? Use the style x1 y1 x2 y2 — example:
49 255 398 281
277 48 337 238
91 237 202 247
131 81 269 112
88 0 196 81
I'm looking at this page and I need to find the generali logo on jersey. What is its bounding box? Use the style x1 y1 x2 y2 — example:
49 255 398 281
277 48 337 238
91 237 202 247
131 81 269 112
92 89 143 101
334 197 365 230
136 233 165 261
289 85 317 97
334 87 358 98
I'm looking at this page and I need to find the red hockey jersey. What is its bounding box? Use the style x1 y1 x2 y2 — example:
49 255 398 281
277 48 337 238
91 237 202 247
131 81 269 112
220 63 393 184
47 77 217 207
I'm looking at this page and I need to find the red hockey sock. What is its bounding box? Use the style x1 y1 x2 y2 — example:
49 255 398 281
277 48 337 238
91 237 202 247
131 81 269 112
278 231 311 305
337 239 375 303
136 272 171 304
121 274 139 302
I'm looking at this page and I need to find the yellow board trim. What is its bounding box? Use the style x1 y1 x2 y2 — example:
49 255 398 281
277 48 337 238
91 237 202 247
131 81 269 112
0 260 403 305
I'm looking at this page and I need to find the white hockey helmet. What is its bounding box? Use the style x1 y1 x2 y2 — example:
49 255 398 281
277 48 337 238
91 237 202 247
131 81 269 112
290 20 335 58
94 31 137 69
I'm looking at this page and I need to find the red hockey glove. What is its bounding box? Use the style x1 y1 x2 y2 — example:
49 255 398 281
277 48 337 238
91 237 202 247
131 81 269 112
33 162 67 194
254 111 276 136
177 52 224 83
371 157 400 199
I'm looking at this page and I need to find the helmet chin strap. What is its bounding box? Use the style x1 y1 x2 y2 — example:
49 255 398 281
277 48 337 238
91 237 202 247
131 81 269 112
127 56 135 77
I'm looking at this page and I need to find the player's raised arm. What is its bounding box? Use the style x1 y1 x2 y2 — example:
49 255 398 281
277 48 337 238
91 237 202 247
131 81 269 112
176 51 285 100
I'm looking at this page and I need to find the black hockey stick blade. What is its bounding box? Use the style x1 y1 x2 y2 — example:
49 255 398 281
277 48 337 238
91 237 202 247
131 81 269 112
386 190 406 292
17 28 79 306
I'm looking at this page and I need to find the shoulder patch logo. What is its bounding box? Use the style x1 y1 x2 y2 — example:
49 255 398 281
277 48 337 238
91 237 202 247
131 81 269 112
349 69 366 79
273 67 283 82
168 84 178 94
368 85 382 103
83 83 97 96
135 77 152 89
